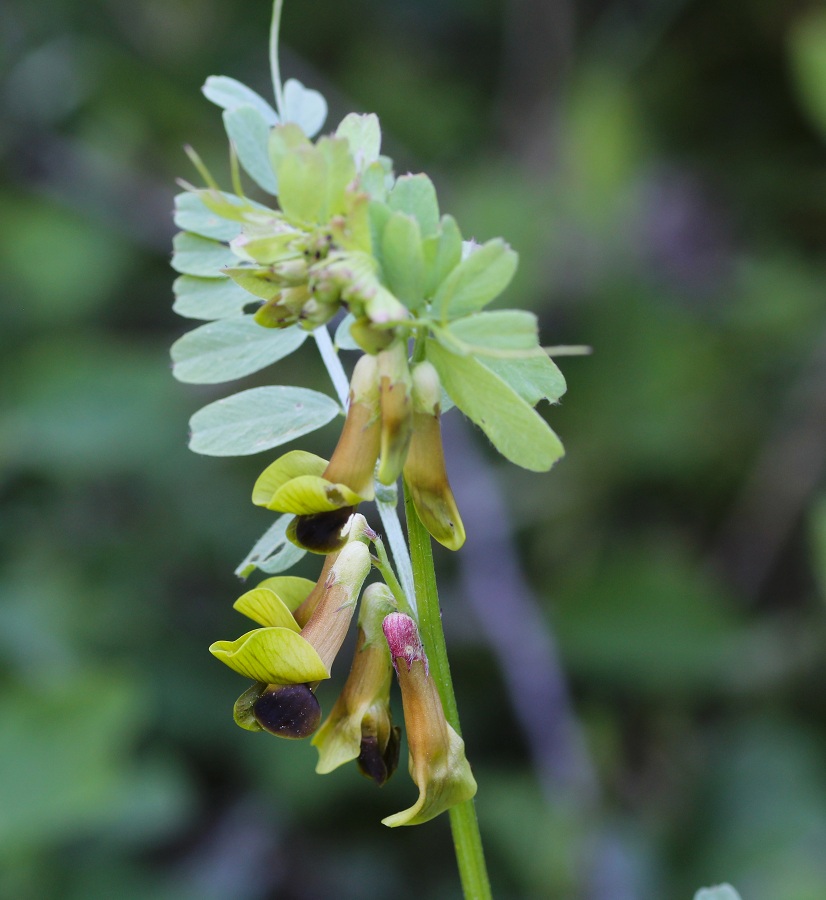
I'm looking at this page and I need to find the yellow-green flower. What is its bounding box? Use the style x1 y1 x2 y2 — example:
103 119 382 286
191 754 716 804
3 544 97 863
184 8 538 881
376 340 413 486
381 612 477 826
403 360 465 550
312 583 400 785
209 515 372 738
252 354 381 552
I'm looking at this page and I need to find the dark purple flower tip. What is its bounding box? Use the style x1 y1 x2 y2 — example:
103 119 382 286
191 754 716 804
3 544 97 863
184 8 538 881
289 507 355 554
253 683 322 739
357 726 402 786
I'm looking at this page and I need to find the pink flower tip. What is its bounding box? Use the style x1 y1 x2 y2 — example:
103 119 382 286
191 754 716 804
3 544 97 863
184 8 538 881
382 613 426 672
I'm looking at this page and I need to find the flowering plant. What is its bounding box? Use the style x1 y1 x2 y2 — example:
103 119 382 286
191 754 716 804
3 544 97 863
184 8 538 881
170 2 569 894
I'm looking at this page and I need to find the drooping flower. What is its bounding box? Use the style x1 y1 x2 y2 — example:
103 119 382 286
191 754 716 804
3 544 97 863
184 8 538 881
312 583 400 785
381 612 477 826
403 361 465 550
209 515 372 738
252 354 382 552
376 340 413 486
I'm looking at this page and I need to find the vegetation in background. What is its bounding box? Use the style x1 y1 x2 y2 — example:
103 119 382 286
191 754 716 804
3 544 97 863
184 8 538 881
2 0 826 897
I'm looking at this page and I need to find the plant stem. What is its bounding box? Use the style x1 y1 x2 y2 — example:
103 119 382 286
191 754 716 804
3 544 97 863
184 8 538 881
312 326 350 408
269 0 286 117
375 484 417 615
403 480 492 900
371 536 415 619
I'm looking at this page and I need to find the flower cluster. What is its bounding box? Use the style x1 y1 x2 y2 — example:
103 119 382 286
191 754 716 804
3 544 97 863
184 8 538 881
224 120 408 343
176 56 568 830
174 106 567 477
211 513 476 825
251 348 464 553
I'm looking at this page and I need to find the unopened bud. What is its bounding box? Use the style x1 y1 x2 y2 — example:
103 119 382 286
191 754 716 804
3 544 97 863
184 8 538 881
381 612 477 827
402 362 465 550
255 285 311 328
376 341 413 485
349 316 396 353
298 296 338 329
272 257 309 283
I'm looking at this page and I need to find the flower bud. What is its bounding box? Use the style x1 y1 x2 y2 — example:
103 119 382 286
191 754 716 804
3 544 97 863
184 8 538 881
362 285 407 326
403 361 465 550
312 583 400 784
376 340 413 485
348 316 396 354
297 295 339 330
254 285 311 328
271 256 310 284
381 613 477 827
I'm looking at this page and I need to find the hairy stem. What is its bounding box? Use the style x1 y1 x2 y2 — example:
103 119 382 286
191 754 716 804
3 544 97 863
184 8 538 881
404 480 492 900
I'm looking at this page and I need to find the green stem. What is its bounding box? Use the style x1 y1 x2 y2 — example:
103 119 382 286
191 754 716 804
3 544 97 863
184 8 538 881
269 0 286 117
375 483 417 614
371 537 415 619
403 480 492 900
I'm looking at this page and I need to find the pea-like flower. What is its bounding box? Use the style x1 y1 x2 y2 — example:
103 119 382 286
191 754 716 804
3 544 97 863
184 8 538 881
381 612 477 826
403 361 465 550
312 583 400 785
376 340 413 486
252 354 382 552
209 515 372 738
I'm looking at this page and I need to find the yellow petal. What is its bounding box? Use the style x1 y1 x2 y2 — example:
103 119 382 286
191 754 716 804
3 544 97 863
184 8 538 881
233 587 301 630
269 474 363 514
252 450 329 507
209 627 329 684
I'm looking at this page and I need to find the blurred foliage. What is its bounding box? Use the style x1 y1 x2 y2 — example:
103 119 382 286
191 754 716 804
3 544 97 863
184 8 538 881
2 0 826 897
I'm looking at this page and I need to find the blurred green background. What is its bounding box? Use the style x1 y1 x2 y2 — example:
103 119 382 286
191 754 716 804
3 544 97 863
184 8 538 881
3 0 826 897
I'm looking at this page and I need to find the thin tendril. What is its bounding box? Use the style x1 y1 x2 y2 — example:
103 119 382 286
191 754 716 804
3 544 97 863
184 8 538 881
270 0 286 118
